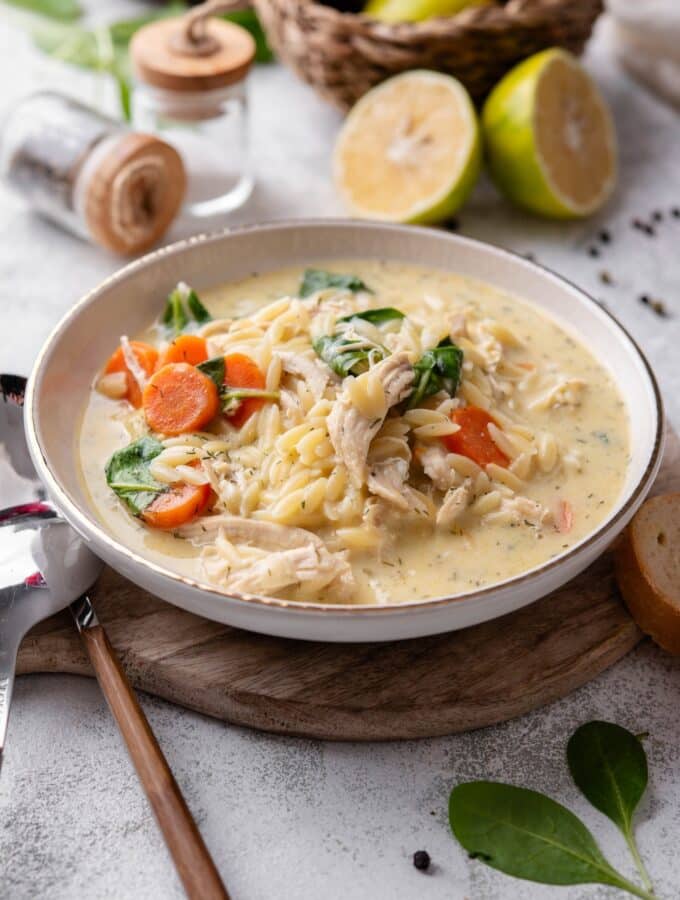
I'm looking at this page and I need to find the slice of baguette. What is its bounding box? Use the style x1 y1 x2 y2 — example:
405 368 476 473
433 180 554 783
615 493 680 654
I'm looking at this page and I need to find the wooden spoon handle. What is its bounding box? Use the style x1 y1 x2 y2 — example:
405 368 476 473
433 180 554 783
79 622 229 900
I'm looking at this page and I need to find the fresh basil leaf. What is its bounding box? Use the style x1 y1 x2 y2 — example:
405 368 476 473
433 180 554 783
408 338 463 408
300 269 371 298
337 307 405 326
6 0 81 22
162 287 189 336
568 722 653 894
186 289 211 324
105 436 166 516
449 782 649 896
312 334 386 378
197 356 225 389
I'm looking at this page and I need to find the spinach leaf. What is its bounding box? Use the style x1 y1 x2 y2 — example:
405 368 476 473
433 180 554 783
162 283 211 335
337 307 404 326
186 289 211 324
222 387 280 414
105 437 166 516
5 0 81 21
313 334 387 378
197 356 225 389
300 269 371 298
408 338 463 408
162 286 189 335
568 722 653 894
449 782 653 898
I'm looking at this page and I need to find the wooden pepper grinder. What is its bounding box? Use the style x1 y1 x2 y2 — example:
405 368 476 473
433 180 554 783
130 1 256 218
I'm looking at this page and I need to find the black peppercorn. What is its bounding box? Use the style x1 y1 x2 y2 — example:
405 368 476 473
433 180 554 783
598 229 611 243
672 207 680 218
652 210 663 222
639 294 650 305
413 850 431 871
588 246 600 258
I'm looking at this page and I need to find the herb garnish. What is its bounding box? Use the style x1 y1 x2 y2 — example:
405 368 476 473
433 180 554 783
299 269 371 298
105 436 166 515
197 356 279 412
408 338 464 408
337 307 404 326
449 721 656 899
162 282 211 336
312 334 387 378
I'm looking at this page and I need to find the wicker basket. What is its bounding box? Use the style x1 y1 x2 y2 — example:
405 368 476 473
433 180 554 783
252 0 603 109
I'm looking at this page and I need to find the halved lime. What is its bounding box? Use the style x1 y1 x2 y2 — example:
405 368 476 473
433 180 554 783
482 48 617 219
333 70 482 224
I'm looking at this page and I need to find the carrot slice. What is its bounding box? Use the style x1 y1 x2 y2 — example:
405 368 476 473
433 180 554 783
223 353 266 428
104 340 158 408
142 481 212 529
142 362 219 435
157 334 208 368
443 406 510 468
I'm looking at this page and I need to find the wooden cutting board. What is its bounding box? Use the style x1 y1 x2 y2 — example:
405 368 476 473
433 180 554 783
17 429 679 741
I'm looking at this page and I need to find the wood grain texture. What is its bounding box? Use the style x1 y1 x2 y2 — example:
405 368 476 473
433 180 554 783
17 429 679 742
80 625 229 900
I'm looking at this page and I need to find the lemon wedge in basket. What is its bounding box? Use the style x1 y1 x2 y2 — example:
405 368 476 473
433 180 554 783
482 48 617 218
364 0 491 25
333 70 482 224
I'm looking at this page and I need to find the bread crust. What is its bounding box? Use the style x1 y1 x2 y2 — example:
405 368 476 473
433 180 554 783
614 493 680 655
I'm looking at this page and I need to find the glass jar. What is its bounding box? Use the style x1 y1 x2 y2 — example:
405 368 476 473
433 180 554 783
132 79 251 218
130 12 255 220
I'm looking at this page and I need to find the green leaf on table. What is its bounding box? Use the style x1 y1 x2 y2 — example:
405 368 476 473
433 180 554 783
4 0 81 22
300 269 371 298
568 721 653 893
408 338 463 408
449 782 651 897
105 436 166 516
337 307 404 326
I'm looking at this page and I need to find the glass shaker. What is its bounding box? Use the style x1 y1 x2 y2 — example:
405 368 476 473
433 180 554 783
130 2 255 219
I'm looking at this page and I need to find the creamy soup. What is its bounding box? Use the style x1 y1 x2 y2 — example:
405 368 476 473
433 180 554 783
78 260 630 605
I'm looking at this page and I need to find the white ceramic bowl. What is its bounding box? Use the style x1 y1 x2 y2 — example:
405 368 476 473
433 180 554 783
25 221 664 642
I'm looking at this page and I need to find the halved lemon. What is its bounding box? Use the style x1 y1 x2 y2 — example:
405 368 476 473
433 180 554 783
333 70 482 224
482 48 617 219
363 0 491 25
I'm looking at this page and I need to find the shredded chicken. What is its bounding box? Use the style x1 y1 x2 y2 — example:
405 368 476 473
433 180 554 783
278 351 331 400
327 353 414 486
492 496 554 528
419 444 458 492
436 481 472 529
179 515 355 600
120 335 148 393
367 457 429 516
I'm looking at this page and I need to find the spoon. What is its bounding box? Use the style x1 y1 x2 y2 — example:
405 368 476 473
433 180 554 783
0 374 229 900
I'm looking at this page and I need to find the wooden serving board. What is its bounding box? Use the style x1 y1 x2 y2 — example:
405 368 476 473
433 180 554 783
17 430 679 741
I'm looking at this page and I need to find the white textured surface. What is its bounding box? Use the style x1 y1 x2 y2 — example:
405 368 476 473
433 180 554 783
1 7 680 900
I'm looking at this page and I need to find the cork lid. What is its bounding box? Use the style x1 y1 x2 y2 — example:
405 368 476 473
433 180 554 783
131 14 255 93
77 132 186 255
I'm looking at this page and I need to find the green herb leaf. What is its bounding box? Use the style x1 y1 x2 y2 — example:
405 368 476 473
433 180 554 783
162 283 211 335
337 307 405 326
222 388 280 414
197 356 225 389
186 289 211 324
312 334 387 378
105 436 166 516
568 721 653 894
5 0 81 22
162 287 189 336
449 782 652 898
300 269 371 298
408 338 463 408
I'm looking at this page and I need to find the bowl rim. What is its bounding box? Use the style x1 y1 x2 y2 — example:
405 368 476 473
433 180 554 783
26 219 665 617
